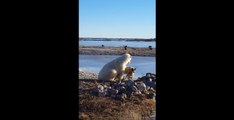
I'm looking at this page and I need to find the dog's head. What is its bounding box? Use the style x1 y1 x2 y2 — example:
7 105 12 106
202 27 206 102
125 67 136 73
131 67 136 73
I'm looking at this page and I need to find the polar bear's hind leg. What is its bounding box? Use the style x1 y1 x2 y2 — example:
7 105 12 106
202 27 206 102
109 69 117 81
99 69 117 81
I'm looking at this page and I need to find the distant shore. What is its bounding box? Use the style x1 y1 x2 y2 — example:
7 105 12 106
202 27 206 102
79 46 156 57
79 38 156 42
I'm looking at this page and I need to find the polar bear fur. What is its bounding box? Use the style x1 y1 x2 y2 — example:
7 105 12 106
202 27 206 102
98 53 132 81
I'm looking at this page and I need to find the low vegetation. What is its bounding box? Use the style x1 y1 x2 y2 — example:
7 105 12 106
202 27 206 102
79 82 156 120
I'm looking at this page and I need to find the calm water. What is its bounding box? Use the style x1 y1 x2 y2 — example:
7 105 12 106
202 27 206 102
79 41 156 48
79 55 156 78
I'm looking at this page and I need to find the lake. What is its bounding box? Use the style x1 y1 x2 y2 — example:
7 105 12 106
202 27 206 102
79 41 156 48
79 55 156 78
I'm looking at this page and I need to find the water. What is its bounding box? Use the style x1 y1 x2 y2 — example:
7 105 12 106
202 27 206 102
79 41 156 48
79 55 156 78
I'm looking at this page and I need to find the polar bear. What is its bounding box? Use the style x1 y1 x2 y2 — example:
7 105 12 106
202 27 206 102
98 53 132 82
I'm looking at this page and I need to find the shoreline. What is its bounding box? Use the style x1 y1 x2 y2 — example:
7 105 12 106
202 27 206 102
79 71 98 80
79 46 156 57
79 38 156 42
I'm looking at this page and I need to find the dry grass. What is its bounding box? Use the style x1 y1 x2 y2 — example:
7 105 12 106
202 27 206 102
79 94 156 120
78 72 156 120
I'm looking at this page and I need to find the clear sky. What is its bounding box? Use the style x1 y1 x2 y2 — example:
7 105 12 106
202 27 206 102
79 0 156 38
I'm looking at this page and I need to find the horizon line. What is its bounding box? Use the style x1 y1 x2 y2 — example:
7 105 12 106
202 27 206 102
79 37 156 39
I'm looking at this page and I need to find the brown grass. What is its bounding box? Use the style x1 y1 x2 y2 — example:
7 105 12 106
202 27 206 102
79 94 156 120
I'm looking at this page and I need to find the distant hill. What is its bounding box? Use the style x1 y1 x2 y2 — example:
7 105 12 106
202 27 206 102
79 37 156 42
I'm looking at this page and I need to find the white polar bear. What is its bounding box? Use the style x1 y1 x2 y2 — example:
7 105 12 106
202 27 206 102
98 53 132 82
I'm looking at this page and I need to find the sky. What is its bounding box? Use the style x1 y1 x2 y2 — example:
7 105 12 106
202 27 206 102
79 0 156 38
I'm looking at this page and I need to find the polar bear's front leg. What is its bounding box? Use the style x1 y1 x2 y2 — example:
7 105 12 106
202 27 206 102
116 72 124 82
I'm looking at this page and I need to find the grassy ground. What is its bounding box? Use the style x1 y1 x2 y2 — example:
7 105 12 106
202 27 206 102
79 81 156 120
79 94 155 120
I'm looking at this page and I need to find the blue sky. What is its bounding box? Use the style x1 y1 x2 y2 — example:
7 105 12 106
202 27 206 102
79 0 156 38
